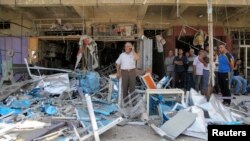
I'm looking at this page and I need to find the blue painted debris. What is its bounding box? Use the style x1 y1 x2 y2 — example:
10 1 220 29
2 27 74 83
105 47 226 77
149 94 186 124
224 121 243 125
27 109 34 118
93 103 118 116
0 106 21 115
28 88 43 97
77 71 100 94
149 95 175 116
172 103 184 111
76 107 102 121
42 104 57 115
149 95 160 115
10 99 31 109
158 103 172 123
76 107 113 132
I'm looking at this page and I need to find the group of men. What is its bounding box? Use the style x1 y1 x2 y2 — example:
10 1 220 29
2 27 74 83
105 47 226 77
165 44 248 106
115 42 248 107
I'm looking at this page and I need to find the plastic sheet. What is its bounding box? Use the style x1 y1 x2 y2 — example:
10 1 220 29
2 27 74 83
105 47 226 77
28 88 43 97
93 103 118 116
42 104 57 115
78 71 100 94
10 99 31 109
0 107 21 115
37 73 70 95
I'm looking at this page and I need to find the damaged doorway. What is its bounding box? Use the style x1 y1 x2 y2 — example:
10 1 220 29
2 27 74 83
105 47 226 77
144 30 166 78
38 40 79 70
96 41 135 68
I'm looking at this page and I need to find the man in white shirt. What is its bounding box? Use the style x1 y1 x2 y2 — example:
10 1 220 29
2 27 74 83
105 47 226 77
116 42 139 100
193 50 205 92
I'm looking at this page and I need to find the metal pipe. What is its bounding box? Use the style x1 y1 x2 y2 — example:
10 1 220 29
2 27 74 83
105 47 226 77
33 18 85 21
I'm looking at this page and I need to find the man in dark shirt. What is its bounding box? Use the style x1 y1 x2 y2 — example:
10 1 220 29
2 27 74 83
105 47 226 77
174 48 187 88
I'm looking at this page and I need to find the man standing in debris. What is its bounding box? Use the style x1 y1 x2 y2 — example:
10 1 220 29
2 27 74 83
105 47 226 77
116 42 139 100
218 44 234 106
186 48 196 90
164 50 175 87
193 50 205 92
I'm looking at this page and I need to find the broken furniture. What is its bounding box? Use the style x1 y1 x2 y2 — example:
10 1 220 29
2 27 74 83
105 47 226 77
77 88 123 141
141 73 157 89
118 90 146 119
145 89 185 119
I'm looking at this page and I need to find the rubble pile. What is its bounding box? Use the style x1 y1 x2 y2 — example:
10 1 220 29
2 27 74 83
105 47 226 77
0 70 123 141
0 64 249 141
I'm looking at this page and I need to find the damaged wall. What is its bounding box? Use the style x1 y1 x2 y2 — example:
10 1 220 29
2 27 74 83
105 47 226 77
0 6 33 36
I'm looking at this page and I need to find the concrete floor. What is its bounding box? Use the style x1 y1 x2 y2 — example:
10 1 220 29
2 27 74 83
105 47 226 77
101 125 204 141
100 94 249 141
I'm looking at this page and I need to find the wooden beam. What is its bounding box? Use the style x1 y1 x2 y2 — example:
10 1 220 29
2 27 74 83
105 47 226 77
137 5 148 20
1 0 250 7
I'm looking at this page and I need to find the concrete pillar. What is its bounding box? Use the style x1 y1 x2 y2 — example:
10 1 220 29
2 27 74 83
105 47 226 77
137 20 144 36
85 21 92 35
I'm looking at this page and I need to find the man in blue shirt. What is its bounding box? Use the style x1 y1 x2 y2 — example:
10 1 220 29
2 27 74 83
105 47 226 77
218 44 234 106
